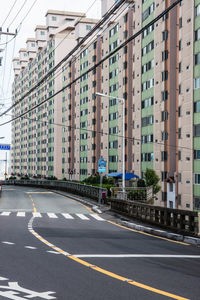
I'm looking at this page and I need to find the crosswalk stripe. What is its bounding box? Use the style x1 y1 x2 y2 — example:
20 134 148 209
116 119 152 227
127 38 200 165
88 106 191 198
76 213 89 220
33 212 42 217
1 212 11 216
47 213 58 218
62 213 74 219
90 214 104 221
17 212 25 217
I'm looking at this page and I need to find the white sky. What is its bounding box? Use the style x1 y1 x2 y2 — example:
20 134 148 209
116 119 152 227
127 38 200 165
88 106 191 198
0 0 101 172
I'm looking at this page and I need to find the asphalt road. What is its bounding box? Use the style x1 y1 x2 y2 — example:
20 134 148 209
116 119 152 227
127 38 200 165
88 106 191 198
0 185 199 300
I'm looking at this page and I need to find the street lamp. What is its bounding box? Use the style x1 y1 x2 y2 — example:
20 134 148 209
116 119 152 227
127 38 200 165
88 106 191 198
96 92 125 196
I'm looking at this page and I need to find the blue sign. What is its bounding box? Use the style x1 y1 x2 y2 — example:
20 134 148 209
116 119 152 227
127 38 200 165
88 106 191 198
98 158 106 167
98 166 106 173
0 144 10 150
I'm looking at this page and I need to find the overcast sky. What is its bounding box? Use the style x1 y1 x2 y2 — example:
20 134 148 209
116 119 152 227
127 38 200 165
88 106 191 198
0 0 101 171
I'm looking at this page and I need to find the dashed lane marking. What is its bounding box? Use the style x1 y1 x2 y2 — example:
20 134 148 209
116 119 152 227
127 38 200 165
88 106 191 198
2 241 15 245
25 246 37 250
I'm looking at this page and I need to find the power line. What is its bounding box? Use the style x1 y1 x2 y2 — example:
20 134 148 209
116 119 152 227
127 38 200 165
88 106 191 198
7 0 28 28
1 0 19 27
0 0 127 118
0 0 182 127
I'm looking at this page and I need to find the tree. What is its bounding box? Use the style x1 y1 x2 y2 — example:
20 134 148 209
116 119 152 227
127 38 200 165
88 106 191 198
144 168 161 195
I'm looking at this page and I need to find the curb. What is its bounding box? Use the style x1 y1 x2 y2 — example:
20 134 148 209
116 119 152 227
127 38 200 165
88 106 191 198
120 220 200 246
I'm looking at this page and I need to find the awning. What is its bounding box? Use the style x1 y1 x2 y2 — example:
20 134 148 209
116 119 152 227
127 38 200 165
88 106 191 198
107 172 139 180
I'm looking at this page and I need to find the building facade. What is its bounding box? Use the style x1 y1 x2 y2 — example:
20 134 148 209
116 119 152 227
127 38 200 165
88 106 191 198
11 0 200 211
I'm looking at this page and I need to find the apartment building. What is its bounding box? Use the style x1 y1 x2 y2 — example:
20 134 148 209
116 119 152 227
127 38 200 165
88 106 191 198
11 0 200 211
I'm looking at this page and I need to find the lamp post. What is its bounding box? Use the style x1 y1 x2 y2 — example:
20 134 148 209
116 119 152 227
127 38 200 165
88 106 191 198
96 92 125 196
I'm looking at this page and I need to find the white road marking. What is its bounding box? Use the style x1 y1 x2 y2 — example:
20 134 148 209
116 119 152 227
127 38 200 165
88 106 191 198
2 241 15 245
47 251 60 255
76 213 89 220
25 246 37 249
47 213 58 218
0 212 11 216
73 254 200 258
33 212 42 218
90 214 104 221
62 213 74 219
17 212 25 217
0 277 8 281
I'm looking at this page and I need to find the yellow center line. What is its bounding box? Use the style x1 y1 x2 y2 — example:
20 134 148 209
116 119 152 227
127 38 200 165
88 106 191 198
28 194 37 213
29 228 189 300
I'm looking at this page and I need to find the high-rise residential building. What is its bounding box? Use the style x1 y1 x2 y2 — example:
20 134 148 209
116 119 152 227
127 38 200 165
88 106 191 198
11 0 200 211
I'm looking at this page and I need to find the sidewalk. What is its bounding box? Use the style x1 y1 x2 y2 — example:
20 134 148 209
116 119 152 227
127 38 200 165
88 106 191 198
51 189 200 246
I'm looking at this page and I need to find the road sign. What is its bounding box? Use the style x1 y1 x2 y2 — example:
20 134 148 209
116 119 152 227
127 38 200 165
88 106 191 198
98 166 106 173
0 144 10 150
98 158 106 167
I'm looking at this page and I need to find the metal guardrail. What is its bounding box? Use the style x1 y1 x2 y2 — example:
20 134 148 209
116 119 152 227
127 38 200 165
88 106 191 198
110 198 199 236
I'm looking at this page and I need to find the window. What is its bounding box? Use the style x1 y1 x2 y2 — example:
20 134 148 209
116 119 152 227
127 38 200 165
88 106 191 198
141 115 154 127
194 150 200 160
86 25 92 30
194 174 200 184
194 124 200 137
142 96 154 109
195 29 200 41
162 131 168 141
169 183 173 192
161 151 168 161
141 78 154 91
141 152 154 162
178 173 181 183
142 59 154 73
179 40 182 51
195 4 200 17
161 172 168 181
162 30 168 41
178 128 182 139
142 41 154 56
40 31 45 35
162 192 167 202
194 77 200 89
178 151 181 160
162 71 168 81
178 194 181 205
52 16 57 21
162 50 168 61
161 111 168 121
162 90 168 101
142 3 155 22
109 24 119 37
179 17 182 29
195 53 200 65
178 106 181 117
179 62 182 73
142 24 154 39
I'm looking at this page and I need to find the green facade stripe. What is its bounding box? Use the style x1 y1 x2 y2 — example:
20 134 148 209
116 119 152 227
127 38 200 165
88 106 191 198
194 137 200 148
194 160 200 172
194 185 200 196
194 40 200 54
141 105 154 118
141 69 154 83
194 112 200 125
141 125 154 135
141 143 154 153
142 0 154 13
142 31 154 48
141 161 153 171
142 13 154 28
195 15 200 31
142 87 154 100
194 65 200 78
